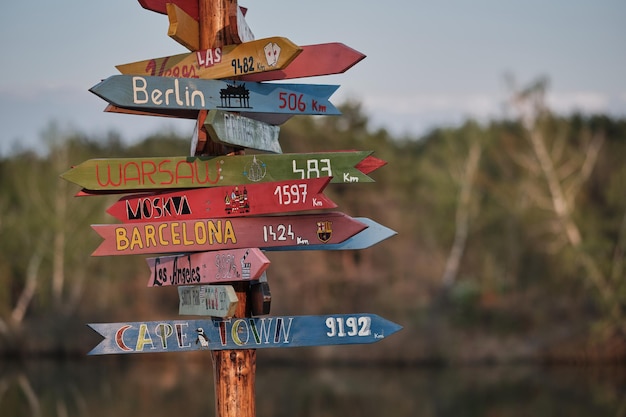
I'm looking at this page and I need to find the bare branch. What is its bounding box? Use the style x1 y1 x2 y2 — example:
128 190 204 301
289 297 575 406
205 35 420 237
442 141 482 288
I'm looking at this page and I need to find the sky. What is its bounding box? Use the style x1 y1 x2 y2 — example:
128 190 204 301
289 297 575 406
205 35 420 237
1 1 625 155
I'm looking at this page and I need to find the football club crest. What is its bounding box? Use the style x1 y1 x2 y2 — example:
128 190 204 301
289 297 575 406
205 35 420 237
316 221 333 243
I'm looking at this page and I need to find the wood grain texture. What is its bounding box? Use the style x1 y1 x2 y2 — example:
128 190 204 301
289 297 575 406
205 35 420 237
204 110 281 153
167 3 199 51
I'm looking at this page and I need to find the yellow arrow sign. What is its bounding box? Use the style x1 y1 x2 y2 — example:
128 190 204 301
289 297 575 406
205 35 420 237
116 36 301 80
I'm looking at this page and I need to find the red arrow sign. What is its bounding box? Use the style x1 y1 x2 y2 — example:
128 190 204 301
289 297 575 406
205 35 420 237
91 212 367 256
106 177 337 223
238 43 366 82
139 0 198 19
146 248 270 287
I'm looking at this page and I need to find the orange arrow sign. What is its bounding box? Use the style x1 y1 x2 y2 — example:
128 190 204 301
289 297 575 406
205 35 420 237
116 37 301 80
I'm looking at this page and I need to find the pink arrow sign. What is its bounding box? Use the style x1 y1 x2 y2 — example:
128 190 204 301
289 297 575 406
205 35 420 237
238 43 366 82
106 177 337 223
146 248 270 287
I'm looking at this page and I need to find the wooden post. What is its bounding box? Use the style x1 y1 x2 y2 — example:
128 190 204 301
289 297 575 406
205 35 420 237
197 0 242 156
211 282 256 417
197 1 255 417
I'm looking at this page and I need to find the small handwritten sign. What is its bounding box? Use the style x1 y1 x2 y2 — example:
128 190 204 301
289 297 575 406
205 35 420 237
178 285 238 317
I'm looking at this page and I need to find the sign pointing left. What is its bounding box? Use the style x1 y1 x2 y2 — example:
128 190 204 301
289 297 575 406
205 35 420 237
87 314 402 354
90 75 340 116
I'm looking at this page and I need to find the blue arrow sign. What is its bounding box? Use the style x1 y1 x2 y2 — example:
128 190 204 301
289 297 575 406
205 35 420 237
90 75 341 116
264 218 396 251
87 314 402 355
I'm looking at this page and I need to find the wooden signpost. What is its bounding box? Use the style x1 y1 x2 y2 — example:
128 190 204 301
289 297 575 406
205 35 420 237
204 110 281 153
91 212 368 256
145 248 270 287
87 314 403 354
116 37 301 80
90 75 341 116
178 285 239 317
61 151 380 192
105 177 337 222
66 2 400 417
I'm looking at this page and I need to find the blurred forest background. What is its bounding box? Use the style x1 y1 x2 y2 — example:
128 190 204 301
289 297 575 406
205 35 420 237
1 79 625 364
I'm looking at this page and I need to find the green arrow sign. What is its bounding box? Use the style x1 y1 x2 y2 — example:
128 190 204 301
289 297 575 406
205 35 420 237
61 151 378 192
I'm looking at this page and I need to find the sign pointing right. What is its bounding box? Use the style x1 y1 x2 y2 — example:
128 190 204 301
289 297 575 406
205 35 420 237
87 314 402 354
239 43 366 82
91 212 368 256
146 248 270 287
116 37 302 80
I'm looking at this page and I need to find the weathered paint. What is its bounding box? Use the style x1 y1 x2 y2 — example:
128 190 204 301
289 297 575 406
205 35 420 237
90 75 340 115
61 151 378 191
87 314 403 354
116 37 301 80
204 110 281 153
178 285 238 317
91 212 367 256
146 248 270 287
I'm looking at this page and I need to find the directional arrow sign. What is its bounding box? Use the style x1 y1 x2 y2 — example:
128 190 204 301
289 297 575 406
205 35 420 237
106 178 337 223
146 248 270 287
239 43 366 82
116 37 302 80
178 285 238 318
61 151 379 192
264 218 397 251
103 103 294 126
90 75 340 116
91 212 367 256
204 110 281 153
87 313 402 354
